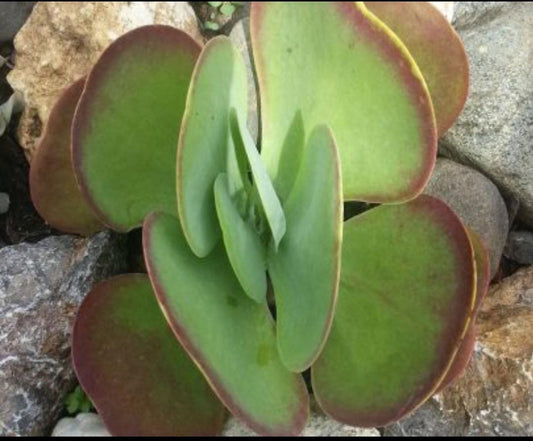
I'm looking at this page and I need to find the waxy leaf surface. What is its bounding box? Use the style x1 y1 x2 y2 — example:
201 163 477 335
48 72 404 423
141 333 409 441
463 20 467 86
365 2 469 136
436 229 490 391
72 25 200 231
251 2 437 203
143 212 308 436
268 125 342 372
30 78 103 236
214 173 267 303
177 36 247 257
229 109 286 249
72 274 226 436
312 196 475 427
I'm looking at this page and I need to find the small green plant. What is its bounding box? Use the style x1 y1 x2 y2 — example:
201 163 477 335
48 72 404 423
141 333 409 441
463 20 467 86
30 2 486 436
204 1 244 31
64 385 94 415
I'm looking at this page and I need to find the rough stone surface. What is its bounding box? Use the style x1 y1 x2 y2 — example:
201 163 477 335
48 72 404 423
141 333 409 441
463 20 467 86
441 2 533 227
0 192 9 215
384 266 533 436
52 413 109 437
229 17 258 143
505 231 533 265
0 2 35 44
424 158 509 278
0 232 127 436
7 2 203 160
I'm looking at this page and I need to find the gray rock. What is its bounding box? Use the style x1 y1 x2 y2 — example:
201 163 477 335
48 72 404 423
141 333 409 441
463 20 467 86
424 158 509 278
441 2 533 227
0 232 127 436
229 18 259 144
385 266 533 436
0 192 9 214
504 230 533 264
452 2 512 30
52 413 109 437
0 2 35 44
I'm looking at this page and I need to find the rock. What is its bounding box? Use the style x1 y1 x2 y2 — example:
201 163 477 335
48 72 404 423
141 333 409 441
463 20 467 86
384 266 533 436
52 413 109 437
0 2 35 45
424 158 509 278
504 231 533 265
440 2 533 227
229 17 258 143
7 2 203 160
429 2 455 23
452 2 512 29
0 232 127 436
0 192 9 214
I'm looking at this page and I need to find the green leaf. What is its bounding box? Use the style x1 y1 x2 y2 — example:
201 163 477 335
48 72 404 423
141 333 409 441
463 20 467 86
365 2 469 136
177 36 248 257
204 21 220 31
208 1 223 7
143 212 308 436
72 274 226 436
220 3 236 16
72 25 201 232
30 78 103 236
250 2 437 203
229 108 286 250
436 228 490 392
214 173 267 303
312 196 476 427
268 125 342 372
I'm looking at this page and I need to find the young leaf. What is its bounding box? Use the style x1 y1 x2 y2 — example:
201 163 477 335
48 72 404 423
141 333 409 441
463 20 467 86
208 1 222 7
204 21 220 31
72 274 226 436
312 196 476 427
220 3 236 16
365 2 469 136
229 108 286 250
72 25 201 232
30 78 103 236
177 36 248 257
214 173 267 303
251 2 437 203
268 125 343 372
143 212 309 436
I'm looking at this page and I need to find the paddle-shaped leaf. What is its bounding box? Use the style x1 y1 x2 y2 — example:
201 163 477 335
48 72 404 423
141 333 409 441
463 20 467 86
214 173 267 303
312 196 475 427
365 2 469 136
268 125 342 372
30 78 103 236
229 108 286 249
251 2 437 203
72 25 200 232
436 228 490 391
72 274 226 436
177 36 248 257
143 212 308 436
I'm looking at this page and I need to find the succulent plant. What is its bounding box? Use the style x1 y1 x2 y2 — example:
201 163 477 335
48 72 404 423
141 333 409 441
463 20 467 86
29 2 487 436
